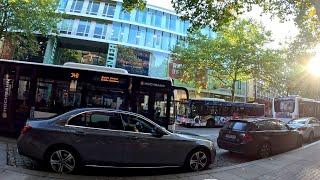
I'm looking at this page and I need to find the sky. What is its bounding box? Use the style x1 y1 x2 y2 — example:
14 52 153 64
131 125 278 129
147 0 299 48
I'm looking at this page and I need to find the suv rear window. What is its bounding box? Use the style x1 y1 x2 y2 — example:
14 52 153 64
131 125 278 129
225 121 248 131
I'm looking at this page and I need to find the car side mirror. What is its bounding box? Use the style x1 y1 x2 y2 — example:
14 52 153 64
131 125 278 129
151 127 164 138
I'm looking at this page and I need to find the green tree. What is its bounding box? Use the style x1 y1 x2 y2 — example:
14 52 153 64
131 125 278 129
172 20 276 102
0 0 60 59
122 0 146 11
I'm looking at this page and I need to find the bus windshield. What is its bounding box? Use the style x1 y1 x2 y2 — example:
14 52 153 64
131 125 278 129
274 99 295 113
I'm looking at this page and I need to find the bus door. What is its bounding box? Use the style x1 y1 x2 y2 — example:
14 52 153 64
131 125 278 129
13 67 35 132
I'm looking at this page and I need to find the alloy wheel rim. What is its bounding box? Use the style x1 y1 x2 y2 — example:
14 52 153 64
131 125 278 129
50 150 75 173
189 151 207 171
260 144 270 158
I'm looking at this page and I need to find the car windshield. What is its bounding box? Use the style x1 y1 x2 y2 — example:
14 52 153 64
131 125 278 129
288 119 307 125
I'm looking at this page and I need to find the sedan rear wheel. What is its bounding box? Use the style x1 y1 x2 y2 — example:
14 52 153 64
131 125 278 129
258 143 271 159
48 149 77 173
186 149 209 171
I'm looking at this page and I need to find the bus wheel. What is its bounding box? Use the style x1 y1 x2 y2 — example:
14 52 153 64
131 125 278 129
206 119 215 128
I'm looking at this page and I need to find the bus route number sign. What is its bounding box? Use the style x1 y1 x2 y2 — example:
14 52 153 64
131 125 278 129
71 72 80 79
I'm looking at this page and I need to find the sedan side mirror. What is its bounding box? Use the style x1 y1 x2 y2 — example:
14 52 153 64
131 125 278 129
151 127 164 138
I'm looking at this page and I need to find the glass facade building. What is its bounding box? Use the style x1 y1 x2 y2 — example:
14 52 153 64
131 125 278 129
42 0 245 100
48 0 215 79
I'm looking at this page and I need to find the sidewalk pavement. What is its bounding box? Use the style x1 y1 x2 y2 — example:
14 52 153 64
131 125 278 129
0 138 320 180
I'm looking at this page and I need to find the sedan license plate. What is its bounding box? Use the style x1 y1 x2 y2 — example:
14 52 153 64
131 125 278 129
225 134 236 139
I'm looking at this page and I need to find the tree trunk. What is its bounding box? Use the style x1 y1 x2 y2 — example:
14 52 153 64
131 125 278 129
231 80 236 102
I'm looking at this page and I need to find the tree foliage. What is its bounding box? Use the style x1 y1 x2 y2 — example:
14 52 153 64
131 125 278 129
0 0 60 59
122 0 146 11
171 20 283 101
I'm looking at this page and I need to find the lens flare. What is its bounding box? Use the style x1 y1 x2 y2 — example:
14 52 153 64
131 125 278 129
308 56 320 77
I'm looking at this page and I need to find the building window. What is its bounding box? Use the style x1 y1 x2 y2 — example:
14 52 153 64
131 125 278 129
169 34 177 49
135 10 147 24
102 2 116 17
111 22 120 41
70 0 84 13
155 11 162 28
169 15 177 31
86 1 100 15
145 28 154 48
162 32 169 50
76 20 90 37
128 25 138 44
120 10 131 21
58 0 68 12
94 23 107 39
148 9 155 26
136 27 146 45
58 19 74 34
153 30 162 48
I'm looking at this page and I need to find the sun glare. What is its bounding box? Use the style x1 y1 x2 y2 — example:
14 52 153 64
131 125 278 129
308 55 320 77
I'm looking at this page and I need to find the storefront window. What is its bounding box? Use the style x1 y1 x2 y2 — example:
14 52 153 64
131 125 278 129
86 1 100 15
70 0 84 13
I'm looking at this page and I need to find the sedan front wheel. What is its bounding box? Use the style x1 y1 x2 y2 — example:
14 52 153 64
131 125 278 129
186 149 209 171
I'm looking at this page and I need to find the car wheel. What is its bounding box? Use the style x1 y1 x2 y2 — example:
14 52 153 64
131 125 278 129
186 148 210 171
308 132 314 143
47 148 78 173
258 142 271 159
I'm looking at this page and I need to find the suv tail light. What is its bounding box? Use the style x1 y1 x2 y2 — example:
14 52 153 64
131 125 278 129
241 133 253 143
21 125 32 134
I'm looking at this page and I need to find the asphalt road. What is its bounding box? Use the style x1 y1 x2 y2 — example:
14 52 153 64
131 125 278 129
175 125 254 168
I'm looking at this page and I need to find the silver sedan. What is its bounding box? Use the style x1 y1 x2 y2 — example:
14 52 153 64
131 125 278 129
287 117 320 142
17 108 216 174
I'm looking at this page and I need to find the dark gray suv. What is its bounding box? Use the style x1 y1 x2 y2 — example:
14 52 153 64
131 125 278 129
17 108 215 173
